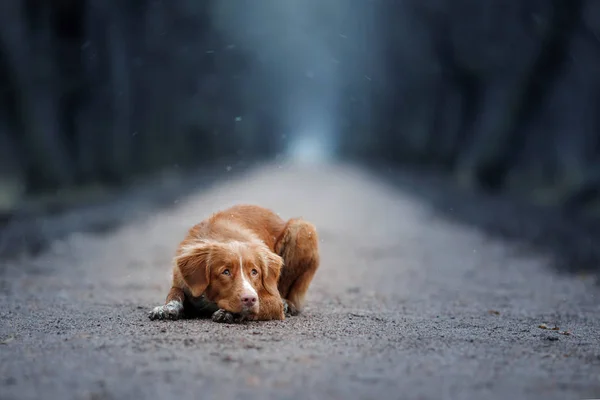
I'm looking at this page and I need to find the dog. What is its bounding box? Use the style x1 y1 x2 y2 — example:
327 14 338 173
148 204 320 323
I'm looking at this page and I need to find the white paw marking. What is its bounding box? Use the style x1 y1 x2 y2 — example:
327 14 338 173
211 309 251 324
212 309 235 323
148 300 184 320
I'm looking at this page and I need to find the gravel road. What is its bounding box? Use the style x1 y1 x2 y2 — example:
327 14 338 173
1 163 599 400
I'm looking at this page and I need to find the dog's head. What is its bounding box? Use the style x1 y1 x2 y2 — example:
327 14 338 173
175 240 283 315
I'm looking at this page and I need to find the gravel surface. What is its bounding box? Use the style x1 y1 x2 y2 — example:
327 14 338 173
1 163 599 400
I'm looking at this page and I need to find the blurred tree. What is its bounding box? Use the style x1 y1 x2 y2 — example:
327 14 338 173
1 0 600 218
0 0 274 212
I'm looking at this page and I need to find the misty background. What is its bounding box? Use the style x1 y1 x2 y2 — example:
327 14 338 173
1 0 599 269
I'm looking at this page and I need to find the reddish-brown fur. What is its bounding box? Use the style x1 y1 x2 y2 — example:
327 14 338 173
149 204 320 322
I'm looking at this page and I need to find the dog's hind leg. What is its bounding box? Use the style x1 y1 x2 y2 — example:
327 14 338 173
275 218 320 316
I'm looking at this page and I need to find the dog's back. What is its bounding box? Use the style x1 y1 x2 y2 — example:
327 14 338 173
202 204 287 249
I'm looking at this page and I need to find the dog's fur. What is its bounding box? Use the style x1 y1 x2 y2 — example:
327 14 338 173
148 204 320 323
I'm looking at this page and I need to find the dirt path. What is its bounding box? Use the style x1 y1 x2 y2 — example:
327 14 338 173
1 163 599 400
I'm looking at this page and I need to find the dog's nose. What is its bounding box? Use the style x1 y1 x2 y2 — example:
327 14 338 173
241 294 257 307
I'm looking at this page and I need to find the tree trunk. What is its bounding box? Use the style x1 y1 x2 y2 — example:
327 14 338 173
0 0 73 191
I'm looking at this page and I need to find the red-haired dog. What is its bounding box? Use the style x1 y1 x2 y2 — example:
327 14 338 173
148 204 320 323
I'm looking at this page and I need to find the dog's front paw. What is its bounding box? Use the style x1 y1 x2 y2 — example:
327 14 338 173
211 309 237 323
211 309 253 324
148 300 184 321
282 299 299 317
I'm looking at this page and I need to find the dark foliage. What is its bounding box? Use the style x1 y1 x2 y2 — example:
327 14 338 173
1 0 600 219
0 0 277 206
356 0 600 216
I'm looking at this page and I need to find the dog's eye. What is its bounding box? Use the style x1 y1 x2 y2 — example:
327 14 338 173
222 269 230 276
251 269 258 276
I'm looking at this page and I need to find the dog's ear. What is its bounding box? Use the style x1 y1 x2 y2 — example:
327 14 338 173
175 241 219 297
258 246 284 298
